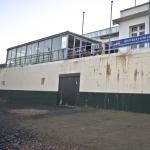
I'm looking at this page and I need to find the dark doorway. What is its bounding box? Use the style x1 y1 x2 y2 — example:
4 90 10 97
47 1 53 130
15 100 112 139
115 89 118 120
58 73 80 106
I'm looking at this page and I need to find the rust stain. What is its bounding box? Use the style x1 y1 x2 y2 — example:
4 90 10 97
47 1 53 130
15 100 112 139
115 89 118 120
106 63 111 76
134 69 139 81
141 70 144 79
117 70 120 81
117 54 129 73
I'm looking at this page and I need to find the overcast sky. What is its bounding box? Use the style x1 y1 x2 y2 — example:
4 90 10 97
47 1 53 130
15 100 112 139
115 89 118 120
0 0 148 63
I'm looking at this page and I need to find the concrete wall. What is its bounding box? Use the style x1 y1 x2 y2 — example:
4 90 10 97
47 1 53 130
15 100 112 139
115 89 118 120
120 3 148 17
0 49 150 94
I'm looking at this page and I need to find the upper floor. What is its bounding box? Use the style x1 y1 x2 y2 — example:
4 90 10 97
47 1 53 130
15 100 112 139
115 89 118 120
6 31 102 67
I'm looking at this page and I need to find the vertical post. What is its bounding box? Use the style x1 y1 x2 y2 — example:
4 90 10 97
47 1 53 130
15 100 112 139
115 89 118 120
149 0 150 47
135 0 136 6
109 1 113 54
82 11 85 35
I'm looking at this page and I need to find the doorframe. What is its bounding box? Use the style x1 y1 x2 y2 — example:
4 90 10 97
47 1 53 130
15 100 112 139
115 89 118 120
57 73 80 105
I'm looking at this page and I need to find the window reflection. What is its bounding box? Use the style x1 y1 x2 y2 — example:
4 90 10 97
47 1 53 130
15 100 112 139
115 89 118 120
6 33 96 67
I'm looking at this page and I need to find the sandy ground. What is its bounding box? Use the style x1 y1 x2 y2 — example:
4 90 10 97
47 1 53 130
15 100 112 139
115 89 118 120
0 102 150 150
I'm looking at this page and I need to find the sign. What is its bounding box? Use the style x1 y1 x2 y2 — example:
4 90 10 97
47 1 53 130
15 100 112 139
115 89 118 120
61 36 67 49
111 34 150 49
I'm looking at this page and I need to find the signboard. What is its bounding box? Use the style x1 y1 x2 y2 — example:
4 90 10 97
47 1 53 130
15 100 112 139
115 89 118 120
111 34 150 49
61 36 67 49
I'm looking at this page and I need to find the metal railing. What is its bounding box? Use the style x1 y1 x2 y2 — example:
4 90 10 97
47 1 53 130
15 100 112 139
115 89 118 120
6 46 119 67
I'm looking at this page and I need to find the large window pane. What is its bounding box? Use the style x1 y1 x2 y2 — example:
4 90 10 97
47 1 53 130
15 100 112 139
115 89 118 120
75 39 80 48
39 39 51 54
20 46 26 57
68 35 74 48
44 39 51 52
52 37 61 51
27 44 32 56
7 50 12 59
11 49 16 58
39 41 45 53
17 47 22 57
31 42 38 55
52 51 59 60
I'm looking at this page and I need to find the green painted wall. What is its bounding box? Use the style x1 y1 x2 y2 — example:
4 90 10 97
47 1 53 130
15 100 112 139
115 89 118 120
0 90 58 106
78 92 150 113
0 90 150 113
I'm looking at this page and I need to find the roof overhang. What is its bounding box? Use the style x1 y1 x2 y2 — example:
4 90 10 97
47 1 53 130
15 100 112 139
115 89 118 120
113 10 148 25
7 31 100 51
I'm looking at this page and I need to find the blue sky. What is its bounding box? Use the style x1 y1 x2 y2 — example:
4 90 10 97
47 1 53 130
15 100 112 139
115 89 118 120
0 0 148 63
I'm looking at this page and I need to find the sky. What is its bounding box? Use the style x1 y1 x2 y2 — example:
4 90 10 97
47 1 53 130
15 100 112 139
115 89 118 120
0 0 148 63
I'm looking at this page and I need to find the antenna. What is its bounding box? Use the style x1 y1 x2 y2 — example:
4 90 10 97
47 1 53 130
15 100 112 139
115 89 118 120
108 1 113 53
82 11 85 35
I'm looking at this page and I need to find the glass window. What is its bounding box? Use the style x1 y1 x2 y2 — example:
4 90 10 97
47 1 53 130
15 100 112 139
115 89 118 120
31 42 38 55
7 50 12 59
131 26 137 32
139 32 145 48
82 41 86 46
52 51 59 60
131 33 137 37
11 49 16 58
16 47 22 57
27 44 32 56
44 39 51 52
75 39 80 48
39 39 51 53
81 41 86 52
39 54 44 63
139 31 145 35
39 41 45 53
68 35 74 48
139 24 145 30
52 37 61 51
20 46 26 57
130 23 145 49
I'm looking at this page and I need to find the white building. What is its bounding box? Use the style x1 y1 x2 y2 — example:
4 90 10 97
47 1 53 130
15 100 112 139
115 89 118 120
113 2 149 52
0 2 150 113
85 2 150 53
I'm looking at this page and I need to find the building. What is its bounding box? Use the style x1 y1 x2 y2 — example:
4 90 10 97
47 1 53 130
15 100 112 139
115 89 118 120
113 2 149 52
6 31 101 67
84 26 119 52
0 2 150 113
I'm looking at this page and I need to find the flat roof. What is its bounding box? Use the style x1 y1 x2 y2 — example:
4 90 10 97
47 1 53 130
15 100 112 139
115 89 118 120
84 26 119 36
113 10 148 25
7 31 100 51
120 2 148 13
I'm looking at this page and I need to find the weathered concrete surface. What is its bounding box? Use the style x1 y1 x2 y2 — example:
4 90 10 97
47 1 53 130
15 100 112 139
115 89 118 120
0 50 150 94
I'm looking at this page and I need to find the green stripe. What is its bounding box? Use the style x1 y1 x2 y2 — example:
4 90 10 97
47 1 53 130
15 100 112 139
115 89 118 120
0 90 150 113
0 90 58 106
78 92 150 113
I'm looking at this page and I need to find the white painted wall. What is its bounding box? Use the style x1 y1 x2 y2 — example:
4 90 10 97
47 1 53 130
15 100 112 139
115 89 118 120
0 50 150 94
118 15 149 52
120 3 148 17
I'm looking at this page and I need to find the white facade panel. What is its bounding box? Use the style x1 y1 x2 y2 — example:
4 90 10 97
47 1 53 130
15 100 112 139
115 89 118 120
0 50 150 94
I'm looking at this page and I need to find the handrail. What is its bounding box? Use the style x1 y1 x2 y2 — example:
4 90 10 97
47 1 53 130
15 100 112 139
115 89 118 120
6 45 118 67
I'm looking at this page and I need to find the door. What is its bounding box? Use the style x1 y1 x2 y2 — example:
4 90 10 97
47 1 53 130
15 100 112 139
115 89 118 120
58 73 80 106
